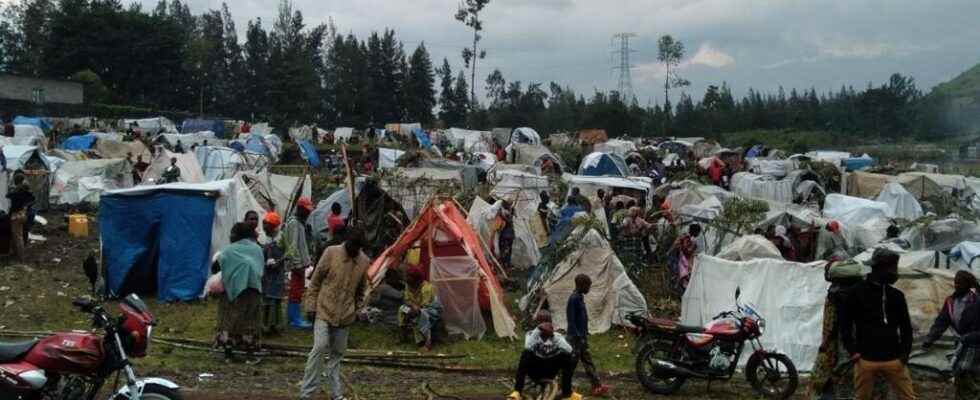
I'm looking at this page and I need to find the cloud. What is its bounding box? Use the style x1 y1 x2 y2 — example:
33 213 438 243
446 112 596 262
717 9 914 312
689 43 735 68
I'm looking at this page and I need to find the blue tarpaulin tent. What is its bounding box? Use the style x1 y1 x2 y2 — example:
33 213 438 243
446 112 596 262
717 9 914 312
844 156 874 172
61 134 98 151
243 134 272 158
298 140 321 168
181 119 225 137
413 128 432 149
578 152 630 177
14 116 51 131
100 187 217 302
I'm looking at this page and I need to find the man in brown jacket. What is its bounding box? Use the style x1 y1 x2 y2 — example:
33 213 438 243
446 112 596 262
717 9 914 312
299 230 370 400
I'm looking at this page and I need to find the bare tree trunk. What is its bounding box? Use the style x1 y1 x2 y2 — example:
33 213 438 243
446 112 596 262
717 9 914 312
470 27 478 108
664 64 670 136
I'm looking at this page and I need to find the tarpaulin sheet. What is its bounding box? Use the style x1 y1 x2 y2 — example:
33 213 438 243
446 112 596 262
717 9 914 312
592 139 637 158
181 119 225 137
379 147 406 170
468 197 540 271
412 128 432 149
100 190 216 302
682 255 830 371
731 172 795 204
61 134 98 151
13 116 51 131
431 255 488 339
334 127 354 143
876 182 923 220
746 159 796 178
298 140 321 168
511 127 541 146
823 193 892 223
51 158 132 205
123 117 177 133
531 228 647 333
716 235 783 261
143 149 205 184
578 152 629 177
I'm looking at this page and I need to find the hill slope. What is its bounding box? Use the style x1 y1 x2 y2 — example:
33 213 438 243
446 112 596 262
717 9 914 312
929 62 980 133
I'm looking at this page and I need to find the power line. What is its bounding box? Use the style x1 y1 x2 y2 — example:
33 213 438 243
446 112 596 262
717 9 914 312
612 32 637 102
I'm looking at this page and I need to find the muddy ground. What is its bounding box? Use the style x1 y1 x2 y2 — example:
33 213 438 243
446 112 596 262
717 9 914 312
0 211 956 399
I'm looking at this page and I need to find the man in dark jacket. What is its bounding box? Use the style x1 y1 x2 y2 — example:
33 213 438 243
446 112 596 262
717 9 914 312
839 248 916 400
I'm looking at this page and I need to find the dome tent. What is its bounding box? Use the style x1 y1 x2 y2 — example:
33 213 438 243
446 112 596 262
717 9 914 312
578 152 630 177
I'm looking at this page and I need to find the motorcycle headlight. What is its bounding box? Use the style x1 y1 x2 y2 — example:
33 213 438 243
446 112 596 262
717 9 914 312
758 318 766 334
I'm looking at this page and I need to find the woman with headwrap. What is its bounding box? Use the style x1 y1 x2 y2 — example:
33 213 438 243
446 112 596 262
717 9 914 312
920 271 980 399
398 266 442 351
215 222 266 363
770 225 797 261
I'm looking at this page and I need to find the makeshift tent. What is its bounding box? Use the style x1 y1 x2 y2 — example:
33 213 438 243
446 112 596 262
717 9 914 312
899 172 966 195
824 193 891 222
846 171 893 199
288 125 314 142
664 183 734 212
121 117 176 134
13 116 50 131
950 242 980 270
384 123 421 137
875 182 923 220
13 125 46 147
367 199 517 339
156 132 220 150
842 155 874 171
233 133 282 163
510 127 541 146
523 227 647 334
194 146 252 181
577 129 608 144
682 255 830 371
2 145 52 211
445 128 493 153
488 169 550 249
181 119 225 137
50 158 133 205
806 150 851 166
691 140 720 159
472 152 496 171
95 139 149 160
468 196 541 271
509 143 564 174
142 149 205 184
381 168 463 219
592 139 637 158
562 174 654 208
297 140 321 168
379 147 406 170
731 171 824 205
311 181 363 244
61 134 98 151
100 178 266 301
333 127 354 143
715 235 783 261
578 152 630 177
746 159 796 178
350 180 409 257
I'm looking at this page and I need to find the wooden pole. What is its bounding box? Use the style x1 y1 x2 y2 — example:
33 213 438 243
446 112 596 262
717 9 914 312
341 143 357 222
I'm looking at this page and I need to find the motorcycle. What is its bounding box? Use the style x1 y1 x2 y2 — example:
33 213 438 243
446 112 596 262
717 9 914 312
627 288 798 399
0 294 182 400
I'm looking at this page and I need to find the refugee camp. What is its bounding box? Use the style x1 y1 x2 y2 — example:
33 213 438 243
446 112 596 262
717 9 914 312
3 0 980 399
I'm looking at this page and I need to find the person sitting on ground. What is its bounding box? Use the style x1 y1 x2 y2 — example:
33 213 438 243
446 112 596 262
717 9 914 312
567 274 611 397
260 212 286 335
508 311 580 400
215 222 266 364
368 268 404 326
839 248 915 400
161 157 181 183
770 225 797 261
398 266 442 351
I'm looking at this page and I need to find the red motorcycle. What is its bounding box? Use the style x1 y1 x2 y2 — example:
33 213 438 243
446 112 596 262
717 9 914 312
0 294 182 399
627 288 798 399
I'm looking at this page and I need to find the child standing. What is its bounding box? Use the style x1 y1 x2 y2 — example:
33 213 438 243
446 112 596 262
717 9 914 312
567 274 611 397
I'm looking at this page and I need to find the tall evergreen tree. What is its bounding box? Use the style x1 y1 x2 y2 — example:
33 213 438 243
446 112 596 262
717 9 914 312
404 43 435 124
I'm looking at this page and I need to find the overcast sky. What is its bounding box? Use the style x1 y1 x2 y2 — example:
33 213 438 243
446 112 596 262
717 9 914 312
137 0 980 106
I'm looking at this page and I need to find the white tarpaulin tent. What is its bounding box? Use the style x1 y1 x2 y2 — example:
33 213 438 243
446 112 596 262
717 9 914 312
378 147 406 170
468 197 541 270
50 158 133 205
489 169 550 250
195 146 250 181
682 255 830 371
593 139 637 158
333 127 354 143
561 174 654 208
142 149 205 184
382 168 463 219
445 128 493 153
746 159 797 178
13 125 46 147
157 132 220 149
715 235 783 261
875 182 923 220
526 228 647 333
731 172 795 204
823 193 892 222
2 145 52 171
123 117 177 133
510 127 541 146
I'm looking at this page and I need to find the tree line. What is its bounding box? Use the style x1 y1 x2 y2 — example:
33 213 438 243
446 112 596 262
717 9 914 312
0 0 957 139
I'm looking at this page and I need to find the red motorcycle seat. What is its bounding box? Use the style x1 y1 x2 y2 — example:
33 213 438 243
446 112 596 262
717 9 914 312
0 340 38 363
675 324 706 334
647 318 705 333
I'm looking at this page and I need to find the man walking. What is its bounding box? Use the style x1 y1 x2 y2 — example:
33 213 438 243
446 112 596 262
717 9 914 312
566 274 610 397
839 248 916 400
299 230 370 400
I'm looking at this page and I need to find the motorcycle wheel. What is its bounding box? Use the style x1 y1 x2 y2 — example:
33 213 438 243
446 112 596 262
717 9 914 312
635 340 687 395
745 352 798 400
113 383 184 400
